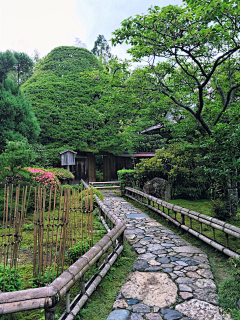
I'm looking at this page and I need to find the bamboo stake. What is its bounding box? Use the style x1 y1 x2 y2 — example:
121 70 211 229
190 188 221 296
7 185 14 280
33 188 37 278
57 189 66 277
48 188 57 284
90 187 93 247
43 188 52 277
1 185 6 264
81 189 83 253
74 189 78 245
53 188 63 280
3 187 9 292
85 189 88 253
70 189 73 248
12 186 19 280
60 188 70 274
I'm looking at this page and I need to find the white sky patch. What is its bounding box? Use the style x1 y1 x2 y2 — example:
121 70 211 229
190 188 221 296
0 0 182 59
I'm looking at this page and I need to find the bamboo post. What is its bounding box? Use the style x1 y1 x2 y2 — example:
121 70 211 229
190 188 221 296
53 188 63 280
48 188 57 283
81 189 83 253
33 188 37 278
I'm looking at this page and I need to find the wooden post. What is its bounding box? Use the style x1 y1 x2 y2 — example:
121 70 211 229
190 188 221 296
45 297 56 320
103 154 111 181
88 154 96 182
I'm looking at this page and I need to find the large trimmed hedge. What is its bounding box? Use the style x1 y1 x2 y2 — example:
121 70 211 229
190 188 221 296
22 47 102 150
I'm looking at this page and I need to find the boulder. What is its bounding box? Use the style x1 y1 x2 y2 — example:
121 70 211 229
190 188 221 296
143 178 172 200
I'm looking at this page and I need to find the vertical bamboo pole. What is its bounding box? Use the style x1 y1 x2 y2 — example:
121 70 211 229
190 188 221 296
81 189 83 253
12 186 19 279
0 185 6 264
70 188 73 248
60 188 70 274
7 185 14 284
43 188 52 277
57 189 66 276
53 188 63 280
74 189 78 245
3 187 9 292
33 188 37 278
85 189 88 253
90 187 93 248
48 188 57 284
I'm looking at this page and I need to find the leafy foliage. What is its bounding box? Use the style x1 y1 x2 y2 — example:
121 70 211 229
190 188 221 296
91 35 112 63
117 169 136 193
135 143 208 199
0 264 23 292
47 168 74 181
0 79 40 152
22 47 102 150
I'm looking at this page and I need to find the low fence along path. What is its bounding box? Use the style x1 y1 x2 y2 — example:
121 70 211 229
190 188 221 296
103 192 228 320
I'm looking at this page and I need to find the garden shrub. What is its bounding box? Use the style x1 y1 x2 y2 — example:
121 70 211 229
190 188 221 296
210 199 230 221
117 169 136 193
47 168 74 181
135 143 208 200
26 168 60 190
0 264 23 292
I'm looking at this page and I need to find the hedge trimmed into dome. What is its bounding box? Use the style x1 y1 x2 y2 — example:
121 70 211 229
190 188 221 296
22 46 102 150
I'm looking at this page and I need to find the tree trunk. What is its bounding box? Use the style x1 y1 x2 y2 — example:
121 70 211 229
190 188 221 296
225 176 238 217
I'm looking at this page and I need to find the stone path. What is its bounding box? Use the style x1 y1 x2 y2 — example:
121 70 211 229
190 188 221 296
103 192 230 320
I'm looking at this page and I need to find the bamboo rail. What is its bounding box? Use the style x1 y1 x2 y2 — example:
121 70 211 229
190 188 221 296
125 187 240 258
0 184 126 320
89 181 122 194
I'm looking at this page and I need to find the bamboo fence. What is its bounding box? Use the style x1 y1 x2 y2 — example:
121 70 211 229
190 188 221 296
0 185 30 292
125 186 240 258
33 186 94 285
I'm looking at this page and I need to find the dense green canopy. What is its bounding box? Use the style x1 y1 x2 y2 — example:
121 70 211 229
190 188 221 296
22 46 102 150
0 79 40 152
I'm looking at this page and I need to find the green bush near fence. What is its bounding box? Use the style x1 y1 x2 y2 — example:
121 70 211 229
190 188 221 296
117 169 136 193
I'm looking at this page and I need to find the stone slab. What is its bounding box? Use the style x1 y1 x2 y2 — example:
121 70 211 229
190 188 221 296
120 271 178 308
106 309 130 320
175 299 222 320
126 213 150 219
172 246 204 254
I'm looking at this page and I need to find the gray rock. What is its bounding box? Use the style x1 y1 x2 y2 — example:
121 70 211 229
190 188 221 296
143 177 172 200
106 309 130 320
157 257 170 264
145 314 163 320
133 260 149 271
176 277 194 284
138 253 157 261
132 303 151 313
128 299 139 305
162 268 173 273
160 309 183 320
130 314 144 320
238 299 240 309
146 266 162 272
193 289 219 305
179 284 192 292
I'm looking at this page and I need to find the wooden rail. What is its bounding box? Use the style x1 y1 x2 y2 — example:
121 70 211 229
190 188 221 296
0 188 126 319
88 181 122 195
125 187 240 259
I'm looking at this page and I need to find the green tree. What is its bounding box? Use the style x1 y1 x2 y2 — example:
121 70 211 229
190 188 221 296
91 35 112 63
12 52 34 95
0 50 17 88
111 0 240 215
0 79 40 152
22 46 103 150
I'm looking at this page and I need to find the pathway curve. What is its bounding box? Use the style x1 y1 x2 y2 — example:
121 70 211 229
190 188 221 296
103 192 229 320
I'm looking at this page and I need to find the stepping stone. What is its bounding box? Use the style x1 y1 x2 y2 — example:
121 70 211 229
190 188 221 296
128 299 139 305
106 309 130 320
145 314 163 320
157 257 170 264
133 260 149 271
121 272 178 308
132 303 151 313
126 213 149 219
113 299 128 309
160 309 183 320
173 246 203 254
179 284 192 292
175 299 222 320
130 314 144 320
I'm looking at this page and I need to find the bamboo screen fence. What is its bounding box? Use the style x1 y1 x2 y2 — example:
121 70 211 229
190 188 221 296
0 185 94 292
0 185 29 292
33 186 94 285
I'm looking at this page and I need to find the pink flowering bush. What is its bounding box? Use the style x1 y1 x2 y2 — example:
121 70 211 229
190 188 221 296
27 168 60 191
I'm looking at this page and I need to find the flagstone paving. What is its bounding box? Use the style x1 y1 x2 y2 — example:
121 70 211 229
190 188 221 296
103 192 231 320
